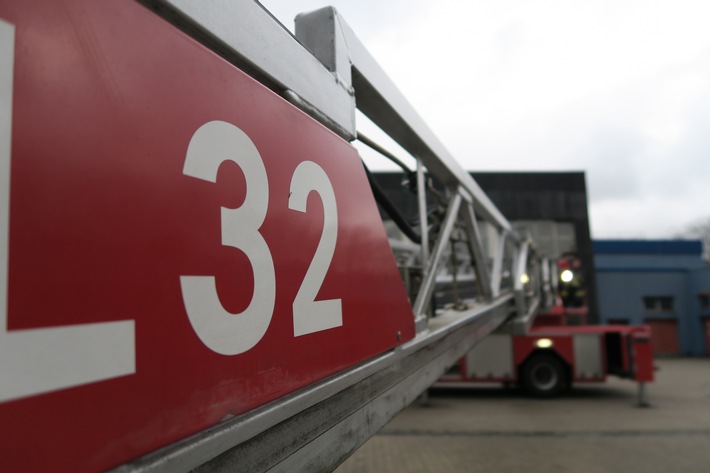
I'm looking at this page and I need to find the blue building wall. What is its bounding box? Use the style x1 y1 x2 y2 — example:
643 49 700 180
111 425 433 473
690 266 710 354
594 240 710 356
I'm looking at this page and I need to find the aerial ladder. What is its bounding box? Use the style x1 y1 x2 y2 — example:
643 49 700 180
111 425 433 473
0 1 635 472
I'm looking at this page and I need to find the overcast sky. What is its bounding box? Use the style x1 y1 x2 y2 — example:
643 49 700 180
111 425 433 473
259 0 710 239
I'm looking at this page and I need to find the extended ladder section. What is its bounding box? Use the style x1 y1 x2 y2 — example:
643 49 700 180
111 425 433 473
122 1 550 471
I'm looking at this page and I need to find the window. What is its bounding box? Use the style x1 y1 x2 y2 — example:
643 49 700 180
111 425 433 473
643 296 674 312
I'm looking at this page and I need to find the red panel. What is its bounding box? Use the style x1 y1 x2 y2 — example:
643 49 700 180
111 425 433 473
532 313 565 327
631 328 655 382
0 1 414 471
645 319 680 355
621 333 631 373
533 306 588 327
531 325 638 335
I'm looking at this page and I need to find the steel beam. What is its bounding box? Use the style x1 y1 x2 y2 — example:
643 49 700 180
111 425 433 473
417 159 429 266
490 231 507 298
413 192 462 320
460 201 493 301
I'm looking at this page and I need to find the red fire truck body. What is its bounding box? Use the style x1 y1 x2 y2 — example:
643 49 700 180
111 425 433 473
441 313 654 397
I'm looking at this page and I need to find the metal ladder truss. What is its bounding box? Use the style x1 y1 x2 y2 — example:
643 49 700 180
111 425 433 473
121 2 550 472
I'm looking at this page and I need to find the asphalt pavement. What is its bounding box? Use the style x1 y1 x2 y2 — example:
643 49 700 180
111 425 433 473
335 357 710 473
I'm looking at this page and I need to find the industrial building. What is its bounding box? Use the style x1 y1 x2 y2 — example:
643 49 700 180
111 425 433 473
594 240 710 356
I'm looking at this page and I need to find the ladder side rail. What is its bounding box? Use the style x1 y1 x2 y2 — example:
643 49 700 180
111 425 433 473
140 0 357 139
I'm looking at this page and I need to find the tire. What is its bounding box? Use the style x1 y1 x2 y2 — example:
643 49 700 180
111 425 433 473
521 353 567 398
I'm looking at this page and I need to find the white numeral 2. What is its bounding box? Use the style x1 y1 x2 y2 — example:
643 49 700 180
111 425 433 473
180 121 342 355
289 161 342 336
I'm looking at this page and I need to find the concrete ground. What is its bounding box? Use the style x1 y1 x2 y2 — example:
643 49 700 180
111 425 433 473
335 358 710 473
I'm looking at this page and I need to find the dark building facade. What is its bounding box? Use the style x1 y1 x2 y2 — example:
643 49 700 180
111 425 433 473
472 172 597 321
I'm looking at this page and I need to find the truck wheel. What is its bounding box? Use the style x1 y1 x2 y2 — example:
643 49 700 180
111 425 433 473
521 354 567 397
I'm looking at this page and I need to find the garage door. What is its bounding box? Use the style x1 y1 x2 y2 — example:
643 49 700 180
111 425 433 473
645 319 680 355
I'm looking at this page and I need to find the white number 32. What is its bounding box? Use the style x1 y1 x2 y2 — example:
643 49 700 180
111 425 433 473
180 121 342 355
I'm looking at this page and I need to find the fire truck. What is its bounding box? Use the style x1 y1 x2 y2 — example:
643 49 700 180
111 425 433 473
438 256 655 399
0 1 652 472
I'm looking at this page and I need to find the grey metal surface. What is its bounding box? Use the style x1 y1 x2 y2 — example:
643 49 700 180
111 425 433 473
141 0 356 139
508 297 540 336
294 6 351 89
637 382 650 407
513 241 529 315
513 241 529 293
465 335 514 379
416 159 430 266
573 334 604 379
461 204 493 301
413 192 462 319
490 232 507 298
